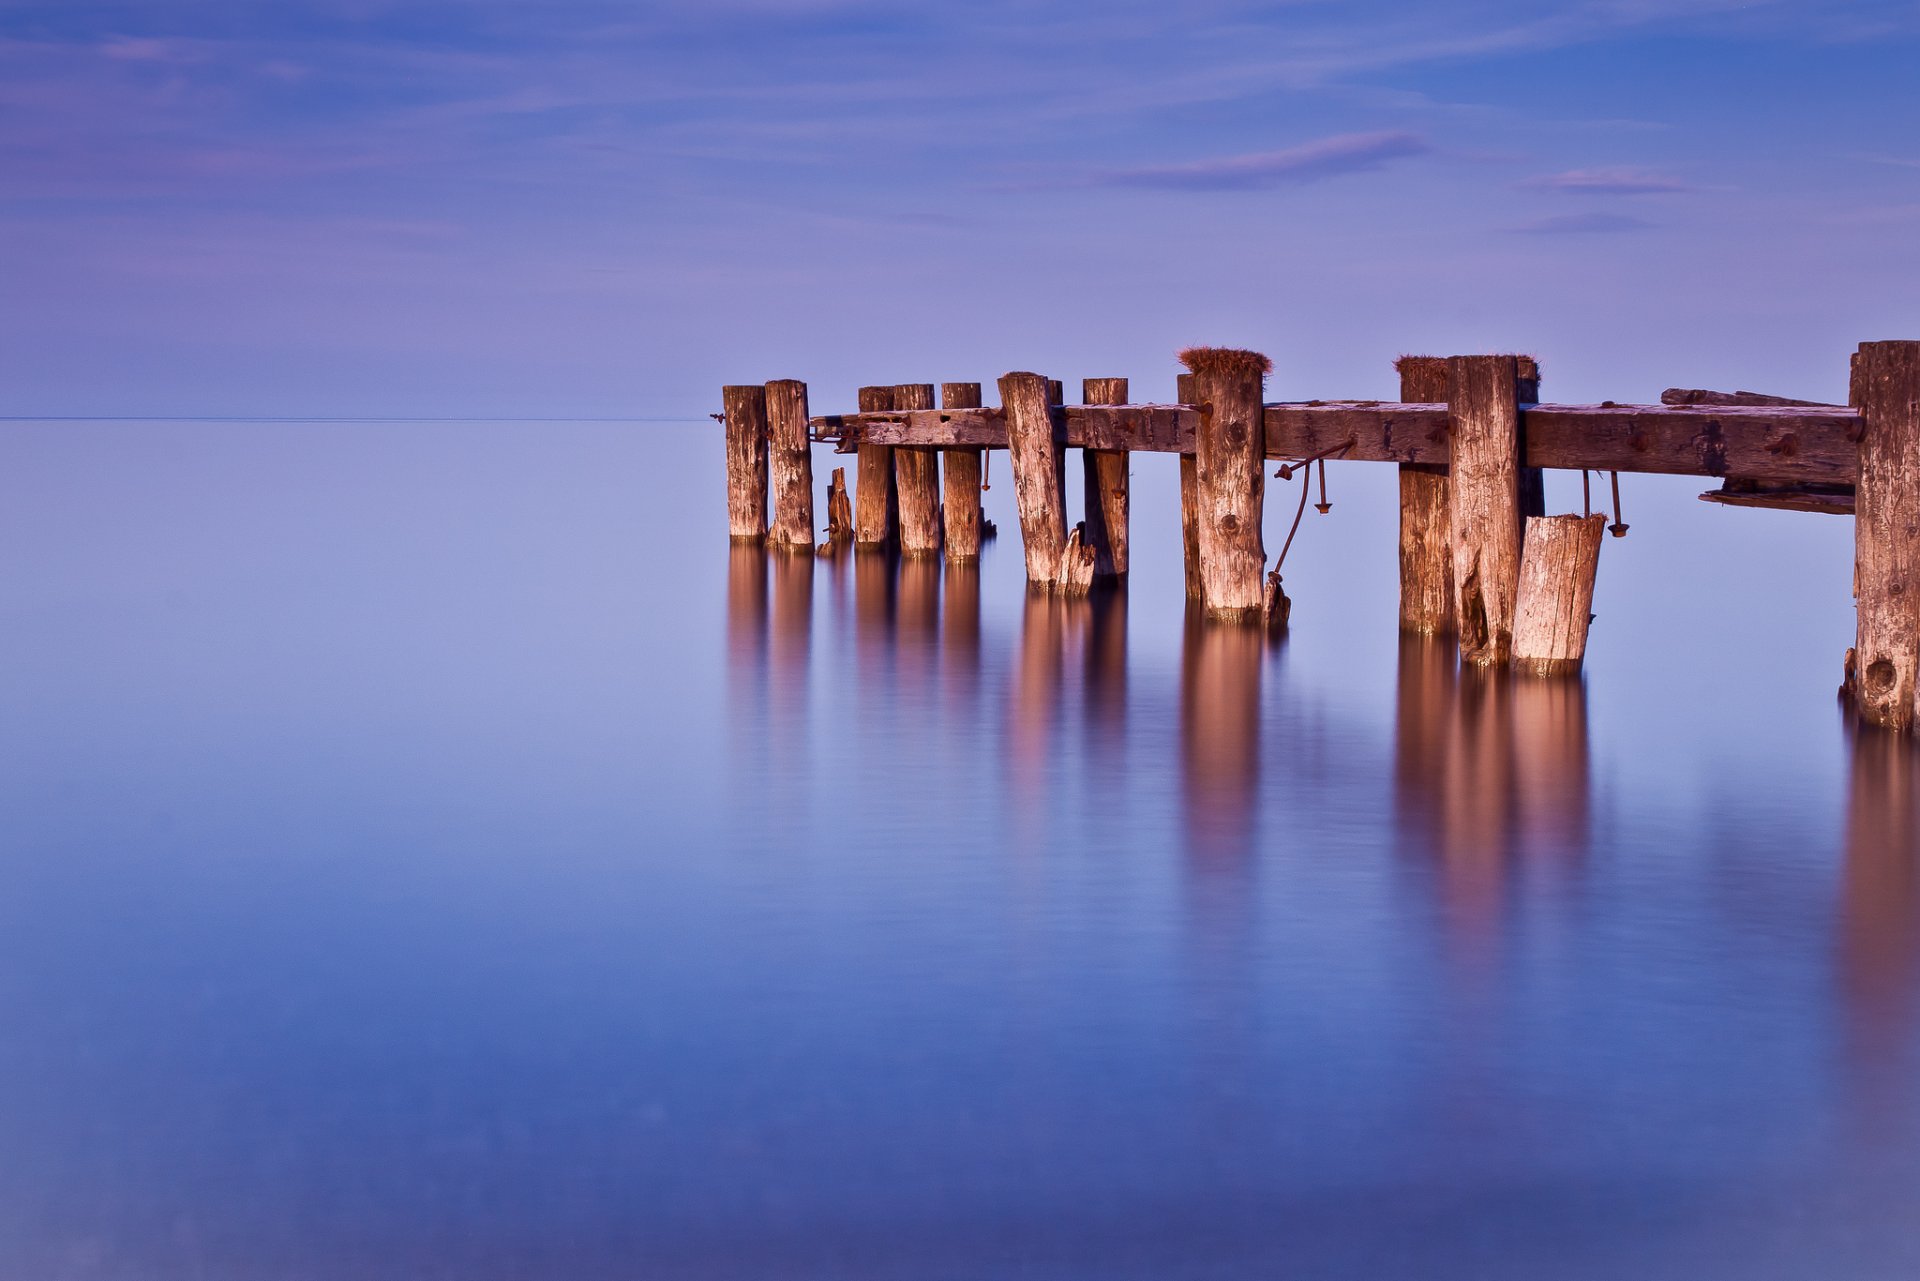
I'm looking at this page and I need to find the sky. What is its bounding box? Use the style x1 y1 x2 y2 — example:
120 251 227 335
2 0 1918 416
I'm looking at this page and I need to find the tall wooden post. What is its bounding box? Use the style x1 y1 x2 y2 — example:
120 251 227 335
1447 355 1525 666
1512 513 1606 676
1852 340 1920 731
892 383 941 556
1180 347 1271 620
942 382 985 561
764 380 813 550
1176 372 1201 599
999 371 1094 594
854 385 897 548
1395 356 1452 634
722 385 769 542
1082 377 1130 579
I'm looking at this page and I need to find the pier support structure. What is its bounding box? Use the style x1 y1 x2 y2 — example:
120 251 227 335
1182 347 1272 621
1852 340 1920 730
1447 355 1526 667
854 385 897 548
765 379 812 550
1082 377 1131 579
942 382 985 561
893 383 941 556
1000 371 1094 593
722 384 769 542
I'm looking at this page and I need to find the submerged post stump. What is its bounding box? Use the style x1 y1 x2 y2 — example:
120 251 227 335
1851 340 1920 731
941 382 985 561
1395 356 1453 635
1512 513 1606 676
893 383 941 556
1082 377 1131 579
1176 372 1201 600
821 466 853 551
1448 356 1526 666
1181 348 1272 620
854 385 898 548
999 371 1094 593
765 379 813 550
722 384 769 541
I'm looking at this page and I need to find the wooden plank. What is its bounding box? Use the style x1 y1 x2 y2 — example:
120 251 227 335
721 384 769 541
1448 356 1524 667
854 385 897 547
1851 340 1920 731
1183 347 1271 620
1512 513 1606 676
1082 377 1129 578
1000 371 1093 593
1394 356 1452 635
1698 479 1854 515
892 383 941 556
1663 388 1836 408
941 382 984 561
764 379 813 549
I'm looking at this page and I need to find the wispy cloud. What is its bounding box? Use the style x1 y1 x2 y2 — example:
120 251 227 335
1510 212 1658 234
1521 167 1692 194
1092 131 1430 191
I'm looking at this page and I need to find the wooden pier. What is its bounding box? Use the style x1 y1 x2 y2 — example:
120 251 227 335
721 340 1920 731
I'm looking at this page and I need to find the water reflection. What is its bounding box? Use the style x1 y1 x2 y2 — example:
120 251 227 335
1840 727 1920 1145
1180 608 1265 866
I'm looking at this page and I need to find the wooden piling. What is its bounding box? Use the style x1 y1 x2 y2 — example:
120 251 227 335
1395 356 1453 634
1082 377 1130 579
855 385 897 548
1517 357 1547 520
722 384 770 541
999 371 1094 593
1447 355 1526 666
1180 348 1272 620
822 467 854 550
941 382 984 561
765 379 813 549
892 383 941 556
1176 372 1202 599
1851 340 1920 730
1512 513 1606 676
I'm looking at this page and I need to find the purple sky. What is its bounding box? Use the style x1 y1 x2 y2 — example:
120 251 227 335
3 0 1917 416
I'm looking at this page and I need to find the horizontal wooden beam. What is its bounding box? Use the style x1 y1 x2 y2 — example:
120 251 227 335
811 401 1863 485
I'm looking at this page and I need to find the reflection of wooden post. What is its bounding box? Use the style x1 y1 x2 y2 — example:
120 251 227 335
1177 373 1202 600
854 385 897 548
1085 586 1127 742
1513 513 1605 676
1000 371 1094 593
1181 611 1262 861
764 380 813 549
1447 356 1525 667
1395 357 1452 634
722 385 769 541
767 544 812 719
1082 377 1130 579
1841 729 1920 1075
1851 341 1920 730
1181 348 1271 620
893 383 941 556
942 558 981 682
941 382 984 561
725 541 768 665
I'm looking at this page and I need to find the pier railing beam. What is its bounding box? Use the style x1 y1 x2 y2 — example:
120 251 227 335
722 384 769 542
1448 355 1526 666
854 385 898 548
941 382 985 561
1000 371 1094 593
1395 356 1453 634
765 379 813 549
1182 348 1272 620
1851 340 1920 730
1082 377 1130 579
893 383 941 556
1176 372 1202 600
1512 513 1606 676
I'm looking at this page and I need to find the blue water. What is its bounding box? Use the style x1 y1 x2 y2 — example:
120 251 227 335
1 419 1914 1279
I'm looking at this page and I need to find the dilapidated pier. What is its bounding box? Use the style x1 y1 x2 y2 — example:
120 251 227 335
721 341 1920 732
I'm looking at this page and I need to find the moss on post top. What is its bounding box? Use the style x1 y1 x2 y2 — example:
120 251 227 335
1178 347 1272 379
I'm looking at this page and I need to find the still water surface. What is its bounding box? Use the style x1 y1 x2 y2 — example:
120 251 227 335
1 419 1916 1279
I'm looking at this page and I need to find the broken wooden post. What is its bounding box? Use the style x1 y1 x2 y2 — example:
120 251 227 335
1180 347 1272 620
1512 513 1606 676
855 385 897 548
1176 372 1201 599
892 383 941 556
1395 356 1452 635
999 371 1094 593
820 467 853 551
1082 377 1130 579
1517 356 1546 520
765 379 813 550
1448 355 1526 666
1851 340 1920 731
722 384 769 541
941 382 985 561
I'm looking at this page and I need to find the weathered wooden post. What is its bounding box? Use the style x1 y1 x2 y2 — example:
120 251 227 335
855 385 897 548
1395 356 1452 634
821 468 853 549
1180 348 1271 620
1447 355 1526 666
999 371 1094 593
1516 356 1546 520
941 382 985 560
1082 377 1130 579
722 385 769 541
764 379 813 550
1851 340 1920 730
1176 372 1202 600
892 383 941 556
1512 513 1606 675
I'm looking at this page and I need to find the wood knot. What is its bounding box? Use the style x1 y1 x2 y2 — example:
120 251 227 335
1220 512 1240 534
1867 658 1898 694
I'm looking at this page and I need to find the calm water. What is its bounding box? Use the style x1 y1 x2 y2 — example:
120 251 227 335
2 418 1916 1279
